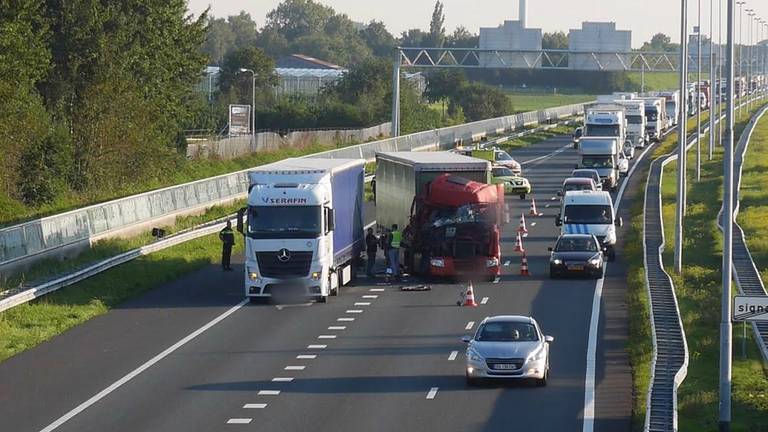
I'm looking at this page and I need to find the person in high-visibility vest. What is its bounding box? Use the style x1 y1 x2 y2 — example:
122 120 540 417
388 224 402 279
219 221 235 271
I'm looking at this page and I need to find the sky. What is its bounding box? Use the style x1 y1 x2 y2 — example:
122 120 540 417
187 0 768 49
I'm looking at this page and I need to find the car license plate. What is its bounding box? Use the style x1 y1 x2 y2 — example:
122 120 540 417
493 364 516 370
568 264 584 271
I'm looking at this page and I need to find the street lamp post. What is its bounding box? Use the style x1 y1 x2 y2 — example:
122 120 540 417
238 68 257 146
746 10 754 110
696 0 702 181
674 0 689 274
737 1 745 118
709 0 716 160
719 0 724 147
719 0 736 429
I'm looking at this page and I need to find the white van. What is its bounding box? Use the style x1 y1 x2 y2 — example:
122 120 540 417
555 191 622 261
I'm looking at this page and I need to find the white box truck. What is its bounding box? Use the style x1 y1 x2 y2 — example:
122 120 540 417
237 158 365 303
657 91 680 127
555 190 622 261
577 137 621 191
637 97 665 142
583 104 627 147
615 100 648 148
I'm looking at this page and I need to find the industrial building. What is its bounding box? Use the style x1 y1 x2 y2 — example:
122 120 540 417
478 0 542 68
568 22 632 70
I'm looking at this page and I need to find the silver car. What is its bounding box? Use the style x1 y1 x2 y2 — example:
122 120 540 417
462 315 553 386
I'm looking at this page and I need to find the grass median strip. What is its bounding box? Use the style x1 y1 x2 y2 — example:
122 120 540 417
658 102 768 431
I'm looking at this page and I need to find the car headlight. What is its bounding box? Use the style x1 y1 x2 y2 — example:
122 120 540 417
247 268 259 281
527 346 545 362
430 258 445 268
486 258 499 268
552 258 563 265
468 350 484 362
588 256 602 267
311 271 321 281
604 230 616 244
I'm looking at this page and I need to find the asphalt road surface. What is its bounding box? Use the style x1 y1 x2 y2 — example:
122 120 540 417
0 134 653 432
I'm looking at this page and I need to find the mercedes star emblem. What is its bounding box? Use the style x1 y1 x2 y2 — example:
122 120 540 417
277 248 291 262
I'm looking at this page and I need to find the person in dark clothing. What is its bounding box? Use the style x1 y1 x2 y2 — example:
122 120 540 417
365 228 378 278
219 221 235 271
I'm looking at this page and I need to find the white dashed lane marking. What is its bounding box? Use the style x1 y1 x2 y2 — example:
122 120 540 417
362 295 379 299
258 390 281 396
448 351 458 361
346 310 364 314
481 297 489 305
307 344 327 349
354 302 371 306
285 366 306 371
504 260 511 267
465 321 475 330
227 418 252 424
296 355 317 359
426 387 439 399
318 335 337 339
328 326 346 330
243 404 268 409
370 288 385 291
272 378 293 382
337 317 355 322
531 222 537 227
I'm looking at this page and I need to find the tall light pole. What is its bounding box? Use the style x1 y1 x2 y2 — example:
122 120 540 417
675 0 690 274
746 10 754 110
719 0 735 429
737 1 745 118
709 0 716 160
696 0 702 182
239 68 257 146
719 0 724 147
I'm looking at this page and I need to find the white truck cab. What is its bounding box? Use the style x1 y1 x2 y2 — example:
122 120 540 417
615 100 647 148
555 190 622 261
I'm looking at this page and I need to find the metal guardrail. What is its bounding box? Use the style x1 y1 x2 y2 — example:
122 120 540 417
642 121 719 431
717 102 768 364
0 214 237 313
0 117 582 314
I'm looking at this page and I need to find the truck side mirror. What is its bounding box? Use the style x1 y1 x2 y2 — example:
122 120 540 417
547 247 553 252
326 207 335 233
615 217 623 227
555 216 562 227
236 207 247 234
557 190 563 197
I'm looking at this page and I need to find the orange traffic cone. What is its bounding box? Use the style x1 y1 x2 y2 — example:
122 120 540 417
517 213 528 233
514 232 525 253
463 281 478 307
529 198 541 217
520 253 531 276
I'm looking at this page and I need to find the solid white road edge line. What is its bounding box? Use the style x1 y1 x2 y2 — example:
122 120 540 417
582 138 655 432
38 298 250 432
448 351 458 361
426 387 439 399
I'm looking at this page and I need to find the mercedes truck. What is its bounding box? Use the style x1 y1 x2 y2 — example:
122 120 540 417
237 158 365 303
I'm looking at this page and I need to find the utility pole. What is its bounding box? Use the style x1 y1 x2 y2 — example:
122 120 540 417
709 0 716 160
696 0 702 181
675 0 690 274
746 10 754 111
719 0 724 147
719 0 735 429
238 68 257 147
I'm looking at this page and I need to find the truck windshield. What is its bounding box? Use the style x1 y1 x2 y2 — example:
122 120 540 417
564 205 613 224
495 151 513 161
645 109 658 121
627 115 643 124
581 156 614 169
248 206 321 239
585 125 620 137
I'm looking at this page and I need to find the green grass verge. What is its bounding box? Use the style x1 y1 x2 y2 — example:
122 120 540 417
497 123 580 153
625 72 711 93
506 93 595 113
657 101 768 431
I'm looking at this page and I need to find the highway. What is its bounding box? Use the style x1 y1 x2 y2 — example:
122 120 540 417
0 134 649 432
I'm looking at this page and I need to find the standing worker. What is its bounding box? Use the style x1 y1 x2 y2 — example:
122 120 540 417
219 221 235 271
365 227 378 278
388 224 402 280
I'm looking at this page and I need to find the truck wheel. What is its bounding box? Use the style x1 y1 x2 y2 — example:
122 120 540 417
519 193 526 200
316 295 328 303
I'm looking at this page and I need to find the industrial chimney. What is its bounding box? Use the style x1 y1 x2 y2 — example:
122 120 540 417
519 0 527 28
